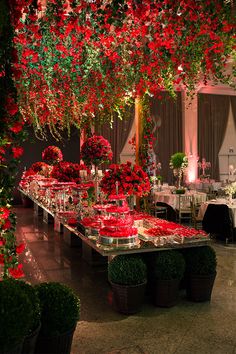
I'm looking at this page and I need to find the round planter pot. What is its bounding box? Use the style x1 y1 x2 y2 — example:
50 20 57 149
110 281 147 315
21 322 41 354
153 278 180 308
186 272 217 302
34 323 77 354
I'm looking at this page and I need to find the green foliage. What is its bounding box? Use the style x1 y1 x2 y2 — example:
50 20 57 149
184 246 217 275
152 250 186 280
17 281 41 334
108 255 147 285
35 282 80 336
170 152 187 169
0 279 33 350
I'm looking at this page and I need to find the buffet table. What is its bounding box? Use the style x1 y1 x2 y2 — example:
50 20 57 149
18 186 210 261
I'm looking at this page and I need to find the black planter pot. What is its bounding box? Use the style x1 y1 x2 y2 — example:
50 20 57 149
0 341 23 354
152 278 180 307
110 281 147 315
34 323 77 354
21 322 41 354
186 272 217 302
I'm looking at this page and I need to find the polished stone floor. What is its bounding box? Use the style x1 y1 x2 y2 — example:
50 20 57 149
15 205 236 354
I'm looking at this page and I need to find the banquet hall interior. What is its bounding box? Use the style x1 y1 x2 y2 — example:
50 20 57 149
1 1 236 354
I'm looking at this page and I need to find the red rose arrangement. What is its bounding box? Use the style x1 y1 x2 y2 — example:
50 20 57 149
100 161 151 197
42 146 63 165
30 161 51 177
51 161 90 184
81 135 113 167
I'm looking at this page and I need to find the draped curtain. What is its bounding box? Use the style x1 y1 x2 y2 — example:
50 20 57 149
150 91 183 184
231 96 236 127
95 105 134 165
198 94 230 180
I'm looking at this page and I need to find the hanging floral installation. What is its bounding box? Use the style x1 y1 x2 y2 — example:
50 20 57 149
0 0 235 278
13 0 236 136
0 0 31 278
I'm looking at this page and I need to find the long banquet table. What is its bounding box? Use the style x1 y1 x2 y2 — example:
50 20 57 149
19 186 210 263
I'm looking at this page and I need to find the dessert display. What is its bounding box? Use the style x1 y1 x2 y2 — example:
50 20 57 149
96 195 140 249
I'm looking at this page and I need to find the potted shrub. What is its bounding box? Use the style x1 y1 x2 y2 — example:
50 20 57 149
34 282 80 354
150 250 185 307
18 281 41 354
108 255 147 314
184 246 217 302
0 279 33 354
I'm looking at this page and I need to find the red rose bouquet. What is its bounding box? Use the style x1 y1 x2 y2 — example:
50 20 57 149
30 161 51 177
81 135 113 167
42 146 63 165
51 161 90 184
100 161 151 197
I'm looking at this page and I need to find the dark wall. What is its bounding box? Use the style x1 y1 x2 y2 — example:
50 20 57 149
14 126 81 204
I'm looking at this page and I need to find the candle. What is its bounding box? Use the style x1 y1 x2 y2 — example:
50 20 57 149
115 181 119 195
80 170 87 178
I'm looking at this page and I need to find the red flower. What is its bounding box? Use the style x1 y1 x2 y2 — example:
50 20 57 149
2 219 11 230
0 254 4 265
16 243 25 254
10 122 24 133
9 264 24 279
12 146 24 159
0 207 10 220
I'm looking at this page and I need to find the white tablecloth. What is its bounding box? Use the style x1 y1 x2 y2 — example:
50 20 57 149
154 191 207 210
198 199 236 227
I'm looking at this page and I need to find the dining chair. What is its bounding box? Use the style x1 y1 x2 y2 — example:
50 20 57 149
146 196 168 219
155 202 177 222
190 197 203 229
176 195 193 224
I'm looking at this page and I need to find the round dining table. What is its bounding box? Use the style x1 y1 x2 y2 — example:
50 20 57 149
153 190 207 210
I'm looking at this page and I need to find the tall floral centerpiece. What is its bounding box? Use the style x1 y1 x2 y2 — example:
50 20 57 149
42 146 63 166
81 135 113 168
81 135 113 199
170 152 188 190
100 162 151 208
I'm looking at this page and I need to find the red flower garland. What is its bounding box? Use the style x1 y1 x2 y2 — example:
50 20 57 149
81 135 113 167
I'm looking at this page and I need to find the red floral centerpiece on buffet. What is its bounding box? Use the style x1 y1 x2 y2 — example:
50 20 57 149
100 161 151 197
51 162 90 184
30 161 51 177
81 135 113 167
42 146 63 165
